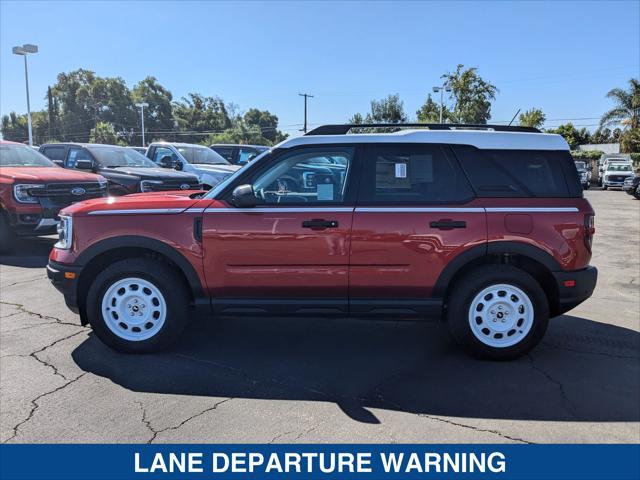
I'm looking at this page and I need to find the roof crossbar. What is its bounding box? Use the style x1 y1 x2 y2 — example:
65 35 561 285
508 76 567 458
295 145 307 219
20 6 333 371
305 123 542 136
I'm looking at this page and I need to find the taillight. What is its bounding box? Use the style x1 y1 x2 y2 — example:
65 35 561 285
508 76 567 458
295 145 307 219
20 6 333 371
584 213 595 251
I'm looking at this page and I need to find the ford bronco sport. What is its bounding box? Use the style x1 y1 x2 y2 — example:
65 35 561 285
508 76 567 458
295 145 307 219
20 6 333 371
47 124 597 359
0 141 107 254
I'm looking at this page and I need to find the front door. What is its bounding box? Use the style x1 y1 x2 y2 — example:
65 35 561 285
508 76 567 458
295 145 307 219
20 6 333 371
202 145 356 315
349 143 487 315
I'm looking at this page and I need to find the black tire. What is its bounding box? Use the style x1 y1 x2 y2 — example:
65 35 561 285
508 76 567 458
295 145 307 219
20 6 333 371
446 265 549 360
0 210 17 255
602 185 608 190
583 183 589 190
85 258 190 353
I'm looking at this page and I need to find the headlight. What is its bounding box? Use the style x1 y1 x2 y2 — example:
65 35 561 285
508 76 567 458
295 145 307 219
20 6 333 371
13 184 45 203
140 180 163 192
55 216 73 250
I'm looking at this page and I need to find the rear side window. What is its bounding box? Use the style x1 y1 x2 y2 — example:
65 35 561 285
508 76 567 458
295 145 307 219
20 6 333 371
41 146 66 161
453 146 581 197
359 144 474 204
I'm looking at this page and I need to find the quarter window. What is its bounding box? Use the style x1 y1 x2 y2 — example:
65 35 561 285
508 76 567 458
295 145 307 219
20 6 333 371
359 144 473 204
248 147 354 204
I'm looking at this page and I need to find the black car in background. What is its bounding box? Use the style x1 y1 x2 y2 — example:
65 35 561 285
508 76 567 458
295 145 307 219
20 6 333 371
39 143 201 196
210 144 269 166
622 172 640 199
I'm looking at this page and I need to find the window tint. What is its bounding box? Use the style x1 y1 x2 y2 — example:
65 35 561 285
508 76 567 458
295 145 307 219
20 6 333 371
453 146 578 198
66 148 93 168
359 144 473 204
248 147 354 204
212 146 234 162
41 146 66 161
152 147 176 164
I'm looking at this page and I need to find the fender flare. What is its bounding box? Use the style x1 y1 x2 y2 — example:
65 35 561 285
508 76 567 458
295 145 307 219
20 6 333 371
433 241 562 298
76 235 204 298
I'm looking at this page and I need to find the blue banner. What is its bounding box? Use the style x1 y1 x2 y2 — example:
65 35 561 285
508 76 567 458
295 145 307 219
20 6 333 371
1 444 638 480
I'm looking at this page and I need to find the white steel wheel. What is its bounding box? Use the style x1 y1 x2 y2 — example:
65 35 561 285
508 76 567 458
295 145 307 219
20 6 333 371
101 277 167 341
468 283 534 348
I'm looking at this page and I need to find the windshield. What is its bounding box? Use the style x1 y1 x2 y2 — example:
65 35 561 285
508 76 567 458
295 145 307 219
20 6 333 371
177 146 229 165
574 161 587 171
0 144 55 167
87 146 158 168
607 163 632 172
205 150 270 199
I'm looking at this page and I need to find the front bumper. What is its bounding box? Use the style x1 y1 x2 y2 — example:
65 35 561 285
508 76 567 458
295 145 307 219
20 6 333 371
47 260 83 315
552 266 598 315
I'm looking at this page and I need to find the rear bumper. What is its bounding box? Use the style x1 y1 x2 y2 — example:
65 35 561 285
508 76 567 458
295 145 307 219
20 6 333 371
552 266 598 315
47 260 83 315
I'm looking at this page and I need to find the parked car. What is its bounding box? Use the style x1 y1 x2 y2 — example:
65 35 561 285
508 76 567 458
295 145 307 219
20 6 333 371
574 160 591 189
622 172 640 199
146 142 241 189
48 123 597 360
597 154 632 186
39 143 201 196
0 141 107 253
210 144 269 166
601 161 634 190
127 146 148 155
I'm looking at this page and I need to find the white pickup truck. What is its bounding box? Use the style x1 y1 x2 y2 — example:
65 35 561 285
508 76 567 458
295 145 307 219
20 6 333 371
146 142 241 189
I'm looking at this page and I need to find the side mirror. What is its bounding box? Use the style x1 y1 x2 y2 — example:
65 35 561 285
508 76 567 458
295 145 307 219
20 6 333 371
76 159 94 170
174 159 183 171
231 184 257 208
247 153 258 162
159 155 174 169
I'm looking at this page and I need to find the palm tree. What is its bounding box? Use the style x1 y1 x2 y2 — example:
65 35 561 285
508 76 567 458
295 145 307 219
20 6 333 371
600 78 639 130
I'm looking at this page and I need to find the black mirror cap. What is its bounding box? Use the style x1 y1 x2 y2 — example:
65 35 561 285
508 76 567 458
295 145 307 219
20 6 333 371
231 184 256 208
75 159 94 170
159 155 174 168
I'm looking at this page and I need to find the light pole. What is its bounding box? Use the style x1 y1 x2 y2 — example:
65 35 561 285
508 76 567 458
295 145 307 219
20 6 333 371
432 82 452 124
12 44 38 146
135 102 149 147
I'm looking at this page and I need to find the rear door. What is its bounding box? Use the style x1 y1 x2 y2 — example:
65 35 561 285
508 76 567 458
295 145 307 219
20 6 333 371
349 143 486 314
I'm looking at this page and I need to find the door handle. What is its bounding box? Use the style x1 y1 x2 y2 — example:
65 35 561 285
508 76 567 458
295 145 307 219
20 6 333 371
429 219 467 230
302 219 338 230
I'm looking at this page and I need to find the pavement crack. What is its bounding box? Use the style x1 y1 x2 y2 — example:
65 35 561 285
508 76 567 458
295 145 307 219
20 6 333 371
0 301 85 328
1 276 44 288
269 430 296 444
30 331 86 380
527 353 579 420
138 398 234 444
2 372 87 443
416 413 534 444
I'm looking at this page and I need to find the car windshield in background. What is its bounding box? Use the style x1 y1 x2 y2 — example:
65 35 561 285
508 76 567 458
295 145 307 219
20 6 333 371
607 164 632 172
178 146 229 165
575 161 587 170
0 144 55 167
87 146 158 168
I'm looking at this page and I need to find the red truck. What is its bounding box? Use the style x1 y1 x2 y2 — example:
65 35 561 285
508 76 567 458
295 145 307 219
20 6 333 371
47 124 597 359
1 141 107 253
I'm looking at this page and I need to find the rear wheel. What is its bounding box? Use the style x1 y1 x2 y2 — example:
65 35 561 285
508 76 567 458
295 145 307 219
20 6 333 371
447 265 549 360
602 184 608 190
634 187 640 200
0 210 16 254
85 258 190 353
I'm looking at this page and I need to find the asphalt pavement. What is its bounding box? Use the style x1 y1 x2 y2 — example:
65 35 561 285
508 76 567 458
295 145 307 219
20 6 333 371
1 189 638 444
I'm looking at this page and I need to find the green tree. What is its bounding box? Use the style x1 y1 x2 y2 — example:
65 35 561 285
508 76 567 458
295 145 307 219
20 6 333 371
620 128 640 153
243 108 281 142
416 94 451 123
348 94 407 132
600 78 639 130
131 76 174 144
546 123 592 149
518 108 546 129
1 112 28 143
443 64 497 123
89 121 119 144
172 93 231 143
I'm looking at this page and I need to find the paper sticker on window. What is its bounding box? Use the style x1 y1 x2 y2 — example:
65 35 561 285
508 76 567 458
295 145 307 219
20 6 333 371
395 163 407 178
317 183 334 201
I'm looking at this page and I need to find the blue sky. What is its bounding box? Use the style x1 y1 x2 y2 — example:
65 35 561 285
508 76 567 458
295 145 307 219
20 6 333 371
1 0 638 137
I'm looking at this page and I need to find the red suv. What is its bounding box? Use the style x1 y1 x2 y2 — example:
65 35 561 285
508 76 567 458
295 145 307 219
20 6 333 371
47 124 597 359
1 141 107 253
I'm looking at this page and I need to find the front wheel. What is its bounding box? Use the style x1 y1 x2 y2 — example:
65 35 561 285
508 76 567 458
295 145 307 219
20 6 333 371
602 185 608 190
85 258 190 353
447 265 549 360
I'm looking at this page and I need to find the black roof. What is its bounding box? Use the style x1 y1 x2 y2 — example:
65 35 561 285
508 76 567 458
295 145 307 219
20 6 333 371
305 124 541 136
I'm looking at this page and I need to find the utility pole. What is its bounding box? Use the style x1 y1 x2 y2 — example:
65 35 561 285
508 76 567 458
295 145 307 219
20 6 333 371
135 102 149 147
12 44 38 146
298 93 314 133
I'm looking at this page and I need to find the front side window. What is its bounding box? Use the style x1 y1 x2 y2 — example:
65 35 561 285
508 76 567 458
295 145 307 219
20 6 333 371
359 144 473 204
41 145 66 161
0 144 55 167
152 147 176 164
211 146 234 162
66 148 93 168
247 147 354 204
